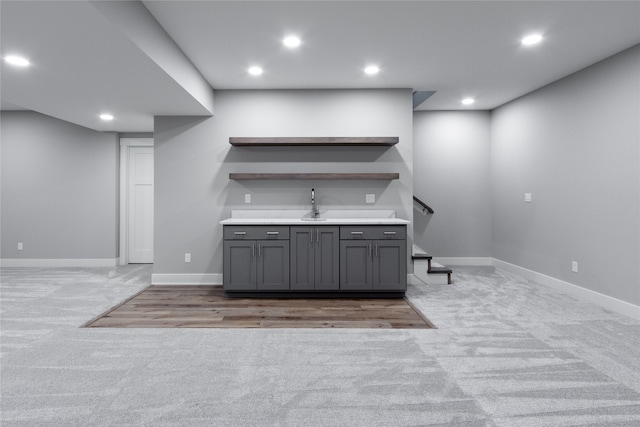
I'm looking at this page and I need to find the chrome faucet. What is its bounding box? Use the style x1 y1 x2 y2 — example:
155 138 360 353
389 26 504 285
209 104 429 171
311 188 320 218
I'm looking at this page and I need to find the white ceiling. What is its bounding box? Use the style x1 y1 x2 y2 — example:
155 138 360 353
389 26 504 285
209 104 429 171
1 0 639 132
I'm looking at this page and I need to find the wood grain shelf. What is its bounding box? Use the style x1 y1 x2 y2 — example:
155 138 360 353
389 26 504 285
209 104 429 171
229 137 399 146
229 173 399 180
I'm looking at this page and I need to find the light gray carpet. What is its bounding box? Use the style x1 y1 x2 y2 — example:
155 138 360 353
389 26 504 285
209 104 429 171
1 265 639 426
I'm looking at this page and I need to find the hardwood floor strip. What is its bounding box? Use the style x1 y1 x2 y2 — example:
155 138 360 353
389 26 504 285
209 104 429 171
84 285 434 329
81 285 152 328
259 320 393 328
404 297 438 329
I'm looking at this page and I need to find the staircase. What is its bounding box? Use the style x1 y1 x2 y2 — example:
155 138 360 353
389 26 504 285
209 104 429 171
412 195 453 285
411 244 453 285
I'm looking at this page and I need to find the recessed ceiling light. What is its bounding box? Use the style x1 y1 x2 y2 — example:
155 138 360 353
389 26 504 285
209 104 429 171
461 98 475 105
4 55 30 67
283 36 301 48
521 34 543 46
248 66 263 76
99 113 114 121
364 65 379 75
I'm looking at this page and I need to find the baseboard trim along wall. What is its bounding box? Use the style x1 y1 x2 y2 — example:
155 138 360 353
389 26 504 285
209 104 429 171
151 273 223 285
492 258 640 321
0 258 118 268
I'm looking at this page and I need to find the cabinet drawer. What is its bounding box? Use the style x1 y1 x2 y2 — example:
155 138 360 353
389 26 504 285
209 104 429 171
340 225 406 240
224 226 290 240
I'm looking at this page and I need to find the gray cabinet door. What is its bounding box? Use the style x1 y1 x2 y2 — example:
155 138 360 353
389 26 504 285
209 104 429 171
224 240 256 290
340 240 373 290
314 227 340 290
372 240 406 291
290 227 339 291
257 240 290 290
290 227 314 290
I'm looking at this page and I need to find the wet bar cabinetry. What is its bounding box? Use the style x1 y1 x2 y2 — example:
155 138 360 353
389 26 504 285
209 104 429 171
339 226 407 292
290 226 340 291
223 226 290 291
223 223 407 296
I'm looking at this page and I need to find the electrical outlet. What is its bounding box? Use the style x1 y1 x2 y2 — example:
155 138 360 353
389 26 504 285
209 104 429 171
366 194 375 203
244 193 251 203
17 242 23 251
185 253 191 263
571 261 578 273
524 193 532 203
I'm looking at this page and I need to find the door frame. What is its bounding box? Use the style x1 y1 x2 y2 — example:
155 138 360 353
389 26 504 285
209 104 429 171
119 137 154 265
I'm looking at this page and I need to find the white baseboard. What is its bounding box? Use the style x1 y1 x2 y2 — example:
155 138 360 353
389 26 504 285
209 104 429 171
0 258 117 268
151 273 222 285
493 258 640 321
433 257 493 266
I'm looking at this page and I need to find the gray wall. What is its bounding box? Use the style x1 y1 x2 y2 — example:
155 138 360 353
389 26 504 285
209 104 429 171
0 111 119 260
154 89 413 276
491 45 640 305
3 46 636 308
413 111 492 257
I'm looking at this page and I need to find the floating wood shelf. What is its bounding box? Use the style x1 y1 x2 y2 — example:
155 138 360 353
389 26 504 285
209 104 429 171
229 137 399 146
229 173 399 180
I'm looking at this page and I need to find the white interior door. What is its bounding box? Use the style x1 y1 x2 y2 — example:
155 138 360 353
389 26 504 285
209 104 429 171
128 146 154 263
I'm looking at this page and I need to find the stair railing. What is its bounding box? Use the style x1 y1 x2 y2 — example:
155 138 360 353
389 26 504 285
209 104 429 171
413 195 434 214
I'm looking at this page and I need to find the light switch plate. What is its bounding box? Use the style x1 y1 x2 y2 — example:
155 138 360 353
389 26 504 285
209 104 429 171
524 193 532 203
366 194 375 203
244 194 251 203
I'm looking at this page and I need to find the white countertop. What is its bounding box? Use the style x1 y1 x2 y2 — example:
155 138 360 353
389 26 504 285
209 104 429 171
220 209 410 225
220 217 410 225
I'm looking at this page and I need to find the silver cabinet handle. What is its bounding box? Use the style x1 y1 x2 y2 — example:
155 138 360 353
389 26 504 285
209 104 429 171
258 243 261 257
310 229 313 245
252 244 255 257
234 231 247 235
351 231 364 235
368 243 372 257
266 231 279 235
316 230 320 247
375 243 378 257
383 231 396 236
